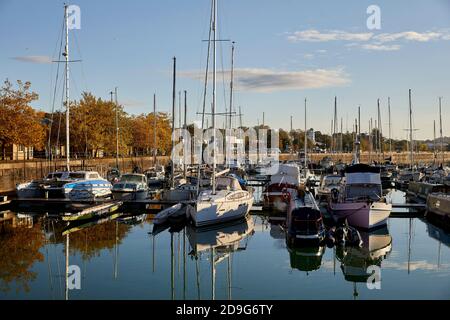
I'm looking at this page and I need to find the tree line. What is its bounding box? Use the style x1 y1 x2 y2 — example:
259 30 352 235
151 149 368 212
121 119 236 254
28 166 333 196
0 79 444 160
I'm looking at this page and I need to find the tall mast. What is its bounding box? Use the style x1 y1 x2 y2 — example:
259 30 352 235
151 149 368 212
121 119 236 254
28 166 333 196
304 98 307 170
229 42 235 129
388 97 392 158
239 106 242 128
409 89 414 170
115 87 119 169
377 99 381 162
153 94 157 165
333 96 337 153
340 117 343 153
358 106 361 155
439 97 444 166
183 90 187 180
369 118 372 163
433 120 436 166
171 57 176 189
64 4 70 171
212 0 217 195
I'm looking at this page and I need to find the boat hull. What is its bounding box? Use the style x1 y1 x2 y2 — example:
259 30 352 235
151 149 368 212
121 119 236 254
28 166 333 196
329 201 391 230
191 194 254 228
112 189 148 201
427 193 450 219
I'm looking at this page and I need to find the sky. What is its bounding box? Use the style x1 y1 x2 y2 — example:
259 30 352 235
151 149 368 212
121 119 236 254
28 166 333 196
1 0 449 140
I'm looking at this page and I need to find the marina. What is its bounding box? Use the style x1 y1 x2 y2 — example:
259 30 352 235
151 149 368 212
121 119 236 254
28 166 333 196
1 0 450 304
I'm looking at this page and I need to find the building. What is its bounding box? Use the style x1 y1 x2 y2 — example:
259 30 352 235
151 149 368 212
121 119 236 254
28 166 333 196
307 128 315 143
1 144 34 160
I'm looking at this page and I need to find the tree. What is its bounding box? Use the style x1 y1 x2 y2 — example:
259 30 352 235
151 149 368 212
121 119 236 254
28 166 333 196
131 112 172 156
0 80 45 159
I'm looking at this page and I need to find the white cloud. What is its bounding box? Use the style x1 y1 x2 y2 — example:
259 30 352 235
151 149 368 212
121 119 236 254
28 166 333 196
373 31 443 43
11 55 53 64
287 29 373 42
180 67 350 93
286 29 450 53
360 44 402 51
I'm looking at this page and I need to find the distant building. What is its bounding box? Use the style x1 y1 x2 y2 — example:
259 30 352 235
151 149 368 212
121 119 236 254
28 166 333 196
307 128 315 143
2 144 34 160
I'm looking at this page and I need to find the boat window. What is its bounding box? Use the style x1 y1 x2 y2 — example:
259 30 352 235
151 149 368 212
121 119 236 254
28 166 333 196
88 173 99 179
68 173 86 179
121 175 144 183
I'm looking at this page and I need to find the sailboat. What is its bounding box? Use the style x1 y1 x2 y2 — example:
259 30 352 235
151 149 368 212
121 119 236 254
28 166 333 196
16 4 112 201
188 0 253 228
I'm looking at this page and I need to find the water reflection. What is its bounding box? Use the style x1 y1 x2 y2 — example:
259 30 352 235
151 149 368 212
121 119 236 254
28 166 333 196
0 212 44 293
185 216 255 300
0 207 449 299
288 246 325 273
336 227 392 298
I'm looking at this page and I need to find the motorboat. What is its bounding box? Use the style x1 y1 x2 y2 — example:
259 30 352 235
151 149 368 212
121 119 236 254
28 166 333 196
329 164 392 230
16 171 112 201
406 181 449 203
427 192 450 222
263 163 301 212
112 173 149 200
286 187 325 246
316 174 344 202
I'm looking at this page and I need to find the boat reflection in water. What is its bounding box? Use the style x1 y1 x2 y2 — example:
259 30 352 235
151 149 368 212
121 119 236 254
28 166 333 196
336 226 392 299
287 245 325 273
186 215 255 300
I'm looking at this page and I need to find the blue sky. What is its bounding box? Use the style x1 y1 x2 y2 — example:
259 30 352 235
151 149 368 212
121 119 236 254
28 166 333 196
1 0 449 139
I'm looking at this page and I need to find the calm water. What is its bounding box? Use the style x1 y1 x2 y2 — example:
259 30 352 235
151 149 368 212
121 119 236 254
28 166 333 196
1 190 449 300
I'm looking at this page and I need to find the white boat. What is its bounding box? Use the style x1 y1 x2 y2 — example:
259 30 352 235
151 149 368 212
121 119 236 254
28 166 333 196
329 164 392 230
62 171 112 201
190 176 254 227
189 0 253 228
316 174 344 201
112 173 149 200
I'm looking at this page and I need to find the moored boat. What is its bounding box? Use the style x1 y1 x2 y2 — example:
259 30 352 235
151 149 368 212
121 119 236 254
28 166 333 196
112 173 149 200
329 164 392 230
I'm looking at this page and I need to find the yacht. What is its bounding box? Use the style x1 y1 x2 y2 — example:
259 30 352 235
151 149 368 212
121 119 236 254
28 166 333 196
316 174 344 202
263 163 301 212
329 164 392 229
16 171 112 201
286 187 325 246
112 173 149 200
189 176 253 227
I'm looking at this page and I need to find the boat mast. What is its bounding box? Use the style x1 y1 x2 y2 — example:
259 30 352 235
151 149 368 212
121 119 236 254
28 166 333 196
212 0 217 195
388 97 392 158
433 120 436 166
439 97 444 166
409 89 414 170
184 90 187 180
369 118 372 163
171 57 176 189
304 98 307 170
115 87 119 169
153 94 157 165
377 99 382 163
64 4 70 171
229 42 235 129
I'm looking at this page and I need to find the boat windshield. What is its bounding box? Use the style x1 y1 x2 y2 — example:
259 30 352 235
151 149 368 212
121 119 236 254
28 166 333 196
345 184 381 201
67 173 86 180
46 172 64 179
324 177 341 186
121 175 144 183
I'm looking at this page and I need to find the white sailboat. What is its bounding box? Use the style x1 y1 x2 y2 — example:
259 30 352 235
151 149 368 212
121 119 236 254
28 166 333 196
189 0 253 228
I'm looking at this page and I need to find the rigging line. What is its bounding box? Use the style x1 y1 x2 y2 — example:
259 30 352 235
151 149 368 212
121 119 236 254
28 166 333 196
218 25 228 118
72 31 89 92
56 74 66 153
48 17 66 155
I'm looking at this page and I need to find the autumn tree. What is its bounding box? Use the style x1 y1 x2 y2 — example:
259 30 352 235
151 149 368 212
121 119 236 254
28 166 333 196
0 80 46 159
70 92 132 157
131 112 172 156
